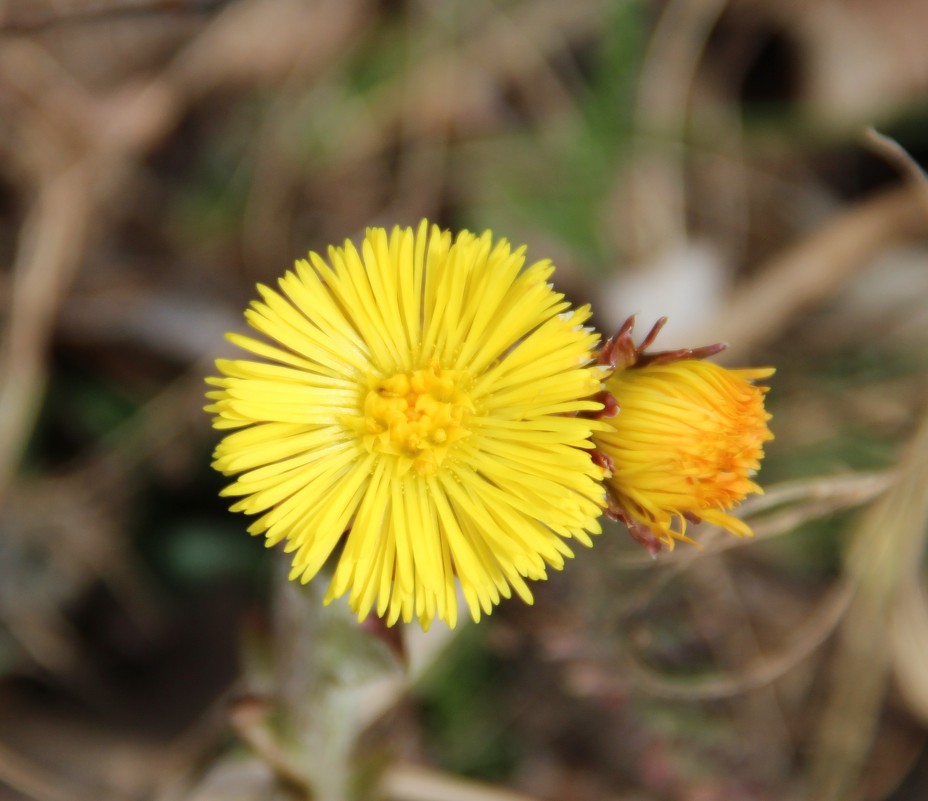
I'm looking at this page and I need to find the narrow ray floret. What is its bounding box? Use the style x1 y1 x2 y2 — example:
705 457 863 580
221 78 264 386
591 316 774 555
205 221 609 628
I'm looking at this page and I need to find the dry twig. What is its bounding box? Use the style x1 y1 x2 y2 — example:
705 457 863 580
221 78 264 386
0 159 94 495
712 185 928 360
625 0 732 257
862 127 928 215
807 411 928 800
381 763 543 801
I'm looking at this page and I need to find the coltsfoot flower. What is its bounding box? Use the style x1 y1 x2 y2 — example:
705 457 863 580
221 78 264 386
592 316 774 554
206 221 608 628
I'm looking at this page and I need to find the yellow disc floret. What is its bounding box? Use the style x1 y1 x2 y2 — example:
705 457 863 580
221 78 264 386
358 362 474 476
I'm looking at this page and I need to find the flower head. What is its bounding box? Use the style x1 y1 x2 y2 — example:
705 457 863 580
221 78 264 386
592 317 773 553
206 221 607 628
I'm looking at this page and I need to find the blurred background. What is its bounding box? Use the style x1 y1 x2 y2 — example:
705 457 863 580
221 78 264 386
2 0 928 799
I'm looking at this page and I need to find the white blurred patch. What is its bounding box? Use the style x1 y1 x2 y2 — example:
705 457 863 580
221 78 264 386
813 245 928 350
599 241 732 349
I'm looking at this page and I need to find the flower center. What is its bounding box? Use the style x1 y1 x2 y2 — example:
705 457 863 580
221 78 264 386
360 363 473 476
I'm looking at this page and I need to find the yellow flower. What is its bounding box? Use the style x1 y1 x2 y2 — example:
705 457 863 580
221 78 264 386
206 221 607 628
593 319 773 552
